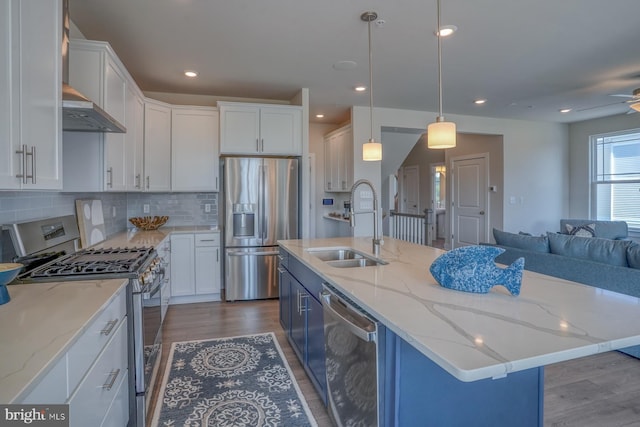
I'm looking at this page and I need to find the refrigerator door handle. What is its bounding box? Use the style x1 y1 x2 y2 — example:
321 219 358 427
261 163 267 241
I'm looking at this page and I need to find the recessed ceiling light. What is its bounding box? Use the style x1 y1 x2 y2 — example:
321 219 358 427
474 99 486 105
316 114 325 118
184 70 198 78
559 108 572 113
355 86 367 92
436 25 457 37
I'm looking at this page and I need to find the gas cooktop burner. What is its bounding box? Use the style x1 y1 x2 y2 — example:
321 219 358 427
26 247 155 279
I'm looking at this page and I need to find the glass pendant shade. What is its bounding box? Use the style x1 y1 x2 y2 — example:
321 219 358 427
362 139 382 161
427 120 456 149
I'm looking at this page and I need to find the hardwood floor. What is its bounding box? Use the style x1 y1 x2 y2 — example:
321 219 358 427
148 299 332 427
149 299 640 427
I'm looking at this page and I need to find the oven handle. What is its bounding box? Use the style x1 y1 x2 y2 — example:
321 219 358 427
143 279 162 300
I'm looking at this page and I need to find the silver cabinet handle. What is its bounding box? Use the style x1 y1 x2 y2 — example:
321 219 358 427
146 176 150 189
277 267 285 274
29 146 35 184
256 138 260 152
101 319 118 336
261 138 264 152
216 248 219 262
102 369 121 391
15 145 27 183
215 176 218 190
300 293 309 313
198 239 216 242
107 167 113 188
135 173 141 189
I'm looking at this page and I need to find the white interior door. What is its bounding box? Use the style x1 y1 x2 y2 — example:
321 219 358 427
451 154 489 248
401 165 419 214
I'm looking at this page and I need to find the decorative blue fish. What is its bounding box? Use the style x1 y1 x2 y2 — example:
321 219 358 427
429 246 525 296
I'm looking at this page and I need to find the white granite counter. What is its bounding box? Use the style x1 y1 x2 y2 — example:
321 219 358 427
0 279 128 402
279 237 640 382
93 226 220 249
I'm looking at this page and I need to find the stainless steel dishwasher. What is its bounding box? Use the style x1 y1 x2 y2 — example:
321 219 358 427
321 285 383 427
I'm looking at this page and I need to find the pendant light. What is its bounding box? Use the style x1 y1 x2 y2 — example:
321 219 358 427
362 11 382 161
427 0 456 149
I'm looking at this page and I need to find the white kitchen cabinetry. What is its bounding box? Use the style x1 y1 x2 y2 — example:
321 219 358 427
0 0 62 190
171 106 219 192
125 85 145 191
219 102 302 155
170 232 221 304
324 125 353 192
21 286 129 426
144 99 172 192
67 39 128 191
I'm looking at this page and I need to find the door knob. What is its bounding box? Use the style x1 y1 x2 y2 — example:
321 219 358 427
479 211 485 215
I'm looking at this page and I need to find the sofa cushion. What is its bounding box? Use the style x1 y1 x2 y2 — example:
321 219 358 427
564 223 595 237
627 243 640 269
493 229 549 253
560 219 628 240
547 232 631 267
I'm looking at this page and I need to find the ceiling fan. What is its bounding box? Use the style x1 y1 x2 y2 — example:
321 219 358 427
576 87 640 114
609 88 640 112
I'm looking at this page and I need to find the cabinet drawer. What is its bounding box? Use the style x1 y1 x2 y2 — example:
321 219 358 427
67 287 126 393
21 354 68 404
195 233 219 247
68 318 128 427
99 369 129 427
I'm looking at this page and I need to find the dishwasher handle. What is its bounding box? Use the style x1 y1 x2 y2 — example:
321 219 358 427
320 289 377 342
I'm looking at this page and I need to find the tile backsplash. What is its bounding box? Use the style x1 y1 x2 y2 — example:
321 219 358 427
126 193 218 227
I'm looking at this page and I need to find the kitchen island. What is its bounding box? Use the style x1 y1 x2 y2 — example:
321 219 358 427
278 237 640 426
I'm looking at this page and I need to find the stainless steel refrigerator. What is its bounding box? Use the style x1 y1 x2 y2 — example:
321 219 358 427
222 157 299 301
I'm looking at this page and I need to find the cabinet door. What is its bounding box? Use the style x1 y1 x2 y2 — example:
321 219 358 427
171 107 219 191
195 246 220 294
278 266 291 332
260 107 302 155
144 100 172 191
16 0 62 190
170 234 195 297
103 58 127 191
306 295 327 400
125 86 144 191
0 0 18 189
289 278 307 363
219 104 260 154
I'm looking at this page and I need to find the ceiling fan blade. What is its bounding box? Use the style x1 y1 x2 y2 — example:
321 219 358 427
609 94 635 98
576 100 628 112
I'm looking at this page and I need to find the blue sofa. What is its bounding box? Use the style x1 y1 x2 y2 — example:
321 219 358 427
559 218 629 240
487 226 640 359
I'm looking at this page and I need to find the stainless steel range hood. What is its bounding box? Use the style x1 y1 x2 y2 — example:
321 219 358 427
62 0 126 133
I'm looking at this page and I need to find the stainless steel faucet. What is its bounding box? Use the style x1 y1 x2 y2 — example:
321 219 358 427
349 179 382 256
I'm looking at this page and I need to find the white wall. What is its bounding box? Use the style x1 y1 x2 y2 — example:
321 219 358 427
351 106 569 237
568 113 640 219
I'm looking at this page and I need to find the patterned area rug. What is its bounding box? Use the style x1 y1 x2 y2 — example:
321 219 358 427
151 332 318 427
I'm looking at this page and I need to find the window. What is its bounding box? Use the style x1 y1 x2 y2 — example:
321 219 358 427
591 130 640 231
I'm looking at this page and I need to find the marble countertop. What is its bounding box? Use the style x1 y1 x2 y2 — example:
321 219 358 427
279 237 640 382
93 226 220 249
0 279 128 403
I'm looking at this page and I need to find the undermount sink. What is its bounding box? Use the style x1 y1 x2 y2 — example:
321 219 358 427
307 247 387 268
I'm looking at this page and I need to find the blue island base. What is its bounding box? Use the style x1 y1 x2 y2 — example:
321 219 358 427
390 337 543 427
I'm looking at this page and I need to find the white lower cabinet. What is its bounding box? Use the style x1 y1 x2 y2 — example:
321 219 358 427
19 286 129 427
170 232 221 304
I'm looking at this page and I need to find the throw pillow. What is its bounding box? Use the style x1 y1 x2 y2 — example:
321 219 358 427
547 232 631 267
627 243 640 269
493 228 550 253
565 223 595 237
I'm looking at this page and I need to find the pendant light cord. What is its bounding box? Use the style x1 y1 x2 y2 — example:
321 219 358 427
436 0 443 120
368 17 374 142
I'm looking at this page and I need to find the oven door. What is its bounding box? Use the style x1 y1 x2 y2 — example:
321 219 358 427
142 276 162 393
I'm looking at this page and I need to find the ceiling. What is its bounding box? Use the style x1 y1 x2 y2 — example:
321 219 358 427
69 0 640 125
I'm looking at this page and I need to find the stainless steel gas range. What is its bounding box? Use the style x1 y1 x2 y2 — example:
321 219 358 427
4 215 162 427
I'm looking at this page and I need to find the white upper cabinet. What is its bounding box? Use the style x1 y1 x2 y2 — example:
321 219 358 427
171 106 219 192
144 99 172 192
125 85 145 191
219 102 302 155
68 40 128 191
324 125 353 192
0 0 62 190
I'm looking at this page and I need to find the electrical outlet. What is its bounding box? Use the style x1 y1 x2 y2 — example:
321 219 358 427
112 206 116 217
143 204 150 213
205 204 211 213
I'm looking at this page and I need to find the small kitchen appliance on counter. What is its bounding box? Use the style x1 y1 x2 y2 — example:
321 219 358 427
3 215 162 427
